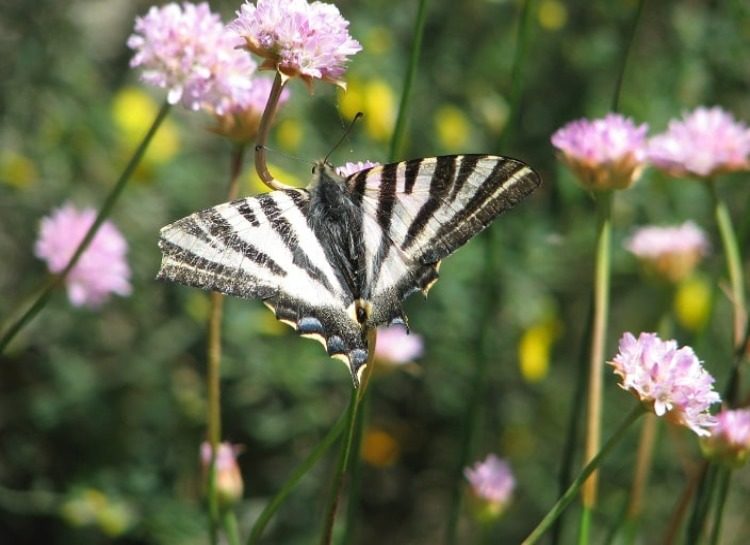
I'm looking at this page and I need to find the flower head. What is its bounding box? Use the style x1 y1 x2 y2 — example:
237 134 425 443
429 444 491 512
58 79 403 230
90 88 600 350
128 2 257 114
702 408 750 467
230 0 362 89
35 204 131 308
464 454 515 518
648 106 750 178
610 332 720 436
551 114 648 190
625 221 710 283
336 160 380 178
200 442 244 506
374 325 424 364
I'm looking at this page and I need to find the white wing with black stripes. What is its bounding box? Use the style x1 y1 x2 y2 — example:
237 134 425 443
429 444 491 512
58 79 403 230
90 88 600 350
157 154 540 386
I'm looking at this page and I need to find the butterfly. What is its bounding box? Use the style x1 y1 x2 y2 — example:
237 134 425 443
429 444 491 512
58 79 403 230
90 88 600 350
157 155 540 386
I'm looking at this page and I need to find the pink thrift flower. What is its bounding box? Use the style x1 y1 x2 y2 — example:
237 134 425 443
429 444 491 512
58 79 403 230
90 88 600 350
35 204 131 308
551 114 648 190
648 106 750 178
702 408 750 467
625 221 710 283
374 326 424 364
464 454 515 517
336 160 380 178
200 442 244 506
128 2 257 114
610 332 721 436
230 0 362 89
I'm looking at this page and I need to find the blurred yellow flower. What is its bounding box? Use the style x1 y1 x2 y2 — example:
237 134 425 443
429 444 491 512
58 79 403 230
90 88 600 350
361 427 400 467
435 105 471 151
60 488 134 537
364 79 395 141
276 118 304 151
674 275 712 332
112 87 180 166
247 162 303 194
365 26 392 55
538 0 568 30
518 320 559 383
0 150 37 189
338 78 395 142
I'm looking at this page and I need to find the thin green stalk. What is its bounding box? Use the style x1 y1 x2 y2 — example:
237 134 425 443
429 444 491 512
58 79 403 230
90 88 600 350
685 463 717 545
522 405 644 545
388 0 428 161
581 191 613 524
223 510 242 545
577 509 592 545
623 413 657 544
341 394 366 544
610 0 646 113
550 302 592 545
497 0 535 150
206 144 247 544
319 389 360 545
0 101 171 355
708 468 731 545
708 180 746 351
318 330 376 545
246 412 348 545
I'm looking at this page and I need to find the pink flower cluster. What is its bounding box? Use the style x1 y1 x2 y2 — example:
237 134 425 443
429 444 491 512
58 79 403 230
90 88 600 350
35 204 131 308
610 332 720 436
551 114 648 190
464 454 515 509
648 107 750 178
230 0 362 88
336 160 380 178
552 107 750 187
703 408 750 466
374 325 424 364
128 2 258 115
625 222 709 282
200 442 244 505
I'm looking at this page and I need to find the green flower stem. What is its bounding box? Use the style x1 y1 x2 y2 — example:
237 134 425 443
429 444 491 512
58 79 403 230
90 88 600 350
246 411 348 545
223 510 242 545
685 462 717 545
318 330 376 545
254 71 289 190
206 144 247 544
610 0 645 113
388 0 428 161
623 412 657 543
522 405 644 545
708 468 731 545
0 101 172 355
581 191 613 515
708 180 747 350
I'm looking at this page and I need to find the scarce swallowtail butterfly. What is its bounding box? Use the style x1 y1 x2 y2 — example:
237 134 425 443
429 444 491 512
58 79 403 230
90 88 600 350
157 155 540 386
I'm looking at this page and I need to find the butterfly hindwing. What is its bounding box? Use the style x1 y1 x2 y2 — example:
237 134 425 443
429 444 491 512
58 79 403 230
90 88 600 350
157 155 540 386
157 188 370 383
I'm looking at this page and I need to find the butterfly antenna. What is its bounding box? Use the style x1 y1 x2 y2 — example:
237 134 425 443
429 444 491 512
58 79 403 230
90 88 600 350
324 112 363 165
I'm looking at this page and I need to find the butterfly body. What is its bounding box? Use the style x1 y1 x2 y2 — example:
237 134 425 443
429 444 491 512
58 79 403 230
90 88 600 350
158 155 540 386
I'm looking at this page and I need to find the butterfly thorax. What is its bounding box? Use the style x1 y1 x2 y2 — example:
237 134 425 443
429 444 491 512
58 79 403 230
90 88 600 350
307 163 366 303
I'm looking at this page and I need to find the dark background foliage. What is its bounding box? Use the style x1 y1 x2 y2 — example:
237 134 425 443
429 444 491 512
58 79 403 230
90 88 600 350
1 0 749 543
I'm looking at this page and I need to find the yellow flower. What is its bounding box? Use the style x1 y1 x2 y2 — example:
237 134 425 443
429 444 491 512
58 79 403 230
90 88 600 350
538 0 568 31
674 275 712 332
276 118 304 152
0 150 37 189
435 105 471 151
338 78 395 142
112 87 179 166
518 320 559 383
361 427 400 467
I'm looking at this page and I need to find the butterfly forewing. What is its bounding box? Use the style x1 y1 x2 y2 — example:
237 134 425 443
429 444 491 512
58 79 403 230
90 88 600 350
345 155 540 305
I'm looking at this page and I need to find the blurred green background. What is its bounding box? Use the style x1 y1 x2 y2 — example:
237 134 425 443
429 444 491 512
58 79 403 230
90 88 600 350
1 0 749 543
